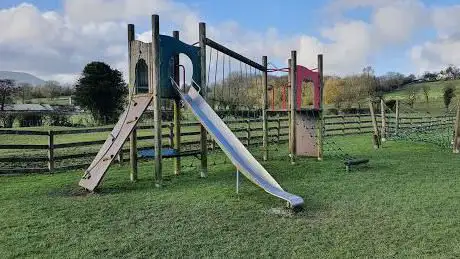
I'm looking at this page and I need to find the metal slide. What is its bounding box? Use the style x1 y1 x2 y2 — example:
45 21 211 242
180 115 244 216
178 85 304 208
79 94 153 191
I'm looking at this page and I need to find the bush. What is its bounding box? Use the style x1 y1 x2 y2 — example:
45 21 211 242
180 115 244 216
43 114 72 127
0 113 15 128
385 100 397 111
326 108 339 115
16 113 44 127
444 85 456 110
69 113 98 127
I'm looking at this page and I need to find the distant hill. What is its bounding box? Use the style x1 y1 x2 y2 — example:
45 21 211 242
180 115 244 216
0 71 45 86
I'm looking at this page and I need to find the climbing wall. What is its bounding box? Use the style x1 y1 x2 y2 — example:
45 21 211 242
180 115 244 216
79 94 153 191
295 110 319 157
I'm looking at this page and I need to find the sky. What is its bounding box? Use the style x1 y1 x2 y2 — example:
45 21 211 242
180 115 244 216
1 0 460 83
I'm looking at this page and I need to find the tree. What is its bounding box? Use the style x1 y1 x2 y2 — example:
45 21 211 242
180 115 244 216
74 62 128 124
445 65 460 80
443 85 456 110
16 83 33 104
403 74 416 85
423 71 438 81
422 84 430 104
377 72 405 92
406 88 418 108
324 77 346 108
0 79 16 110
41 81 62 99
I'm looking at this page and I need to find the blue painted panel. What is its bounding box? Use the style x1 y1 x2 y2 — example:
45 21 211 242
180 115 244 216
159 35 201 99
138 148 178 158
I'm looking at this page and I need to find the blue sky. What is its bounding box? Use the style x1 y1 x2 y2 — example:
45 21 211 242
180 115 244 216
0 0 459 82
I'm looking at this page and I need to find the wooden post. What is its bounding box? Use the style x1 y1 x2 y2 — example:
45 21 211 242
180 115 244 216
48 130 54 173
358 114 362 133
453 102 460 153
169 122 174 148
246 119 251 146
380 99 387 142
117 149 123 166
287 59 291 149
128 23 138 181
316 54 324 160
199 22 208 178
173 30 181 175
341 115 345 135
152 15 162 187
262 56 268 161
130 131 138 181
369 99 380 149
395 100 400 136
289 51 297 164
276 117 281 143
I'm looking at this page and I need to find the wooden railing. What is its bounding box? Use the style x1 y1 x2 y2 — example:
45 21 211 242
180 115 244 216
0 113 454 174
0 117 290 174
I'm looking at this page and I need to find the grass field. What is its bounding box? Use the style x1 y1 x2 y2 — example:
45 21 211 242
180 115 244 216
383 80 460 115
1 135 460 258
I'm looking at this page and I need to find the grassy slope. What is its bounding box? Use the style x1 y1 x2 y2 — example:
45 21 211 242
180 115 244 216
383 80 460 115
1 136 460 258
385 80 460 100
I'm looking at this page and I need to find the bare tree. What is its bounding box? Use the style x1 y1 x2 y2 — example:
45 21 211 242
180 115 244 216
0 79 16 110
422 85 430 104
406 88 418 108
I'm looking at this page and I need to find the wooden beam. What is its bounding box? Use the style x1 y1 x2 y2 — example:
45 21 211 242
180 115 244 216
317 54 324 160
199 22 208 178
262 56 268 161
205 38 266 72
289 51 297 165
128 23 138 182
173 30 181 175
152 14 162 187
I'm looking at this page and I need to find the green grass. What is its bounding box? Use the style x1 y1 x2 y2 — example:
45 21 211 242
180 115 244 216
1 135 460 258
383 80 460 115
386 80 460 100
18 96 72 105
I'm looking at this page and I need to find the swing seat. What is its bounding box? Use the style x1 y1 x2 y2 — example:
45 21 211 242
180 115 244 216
138 148 200 158
344 159 369 172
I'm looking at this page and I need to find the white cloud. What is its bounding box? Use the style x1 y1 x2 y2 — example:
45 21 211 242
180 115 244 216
409 5 460 73
432 5 460 37
371 1 427 44
2 0 460 84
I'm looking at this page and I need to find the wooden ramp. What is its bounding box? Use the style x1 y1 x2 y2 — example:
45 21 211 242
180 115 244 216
79 94 153 191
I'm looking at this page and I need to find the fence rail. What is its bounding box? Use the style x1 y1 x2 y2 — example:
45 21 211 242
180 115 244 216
0 113 454 174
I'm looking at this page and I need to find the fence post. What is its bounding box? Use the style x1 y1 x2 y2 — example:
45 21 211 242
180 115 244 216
246 119 251 146
117 149 123 167
380 99 387 142
358 114 362 133
395 100 400 135
277 117 281 143
454 103 460 153
341 115 345 135
369 99 380 149
48 130 54 173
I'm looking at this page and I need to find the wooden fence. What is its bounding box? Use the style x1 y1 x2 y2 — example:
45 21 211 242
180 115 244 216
0 117 290 174
0 113 454 174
